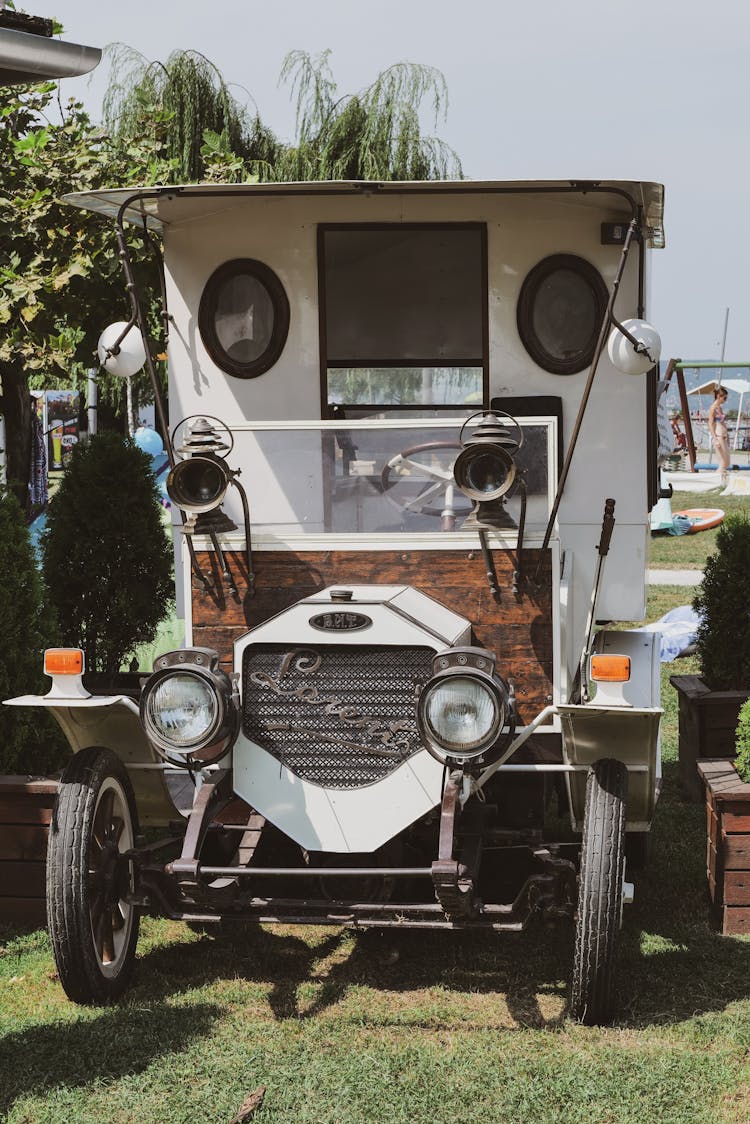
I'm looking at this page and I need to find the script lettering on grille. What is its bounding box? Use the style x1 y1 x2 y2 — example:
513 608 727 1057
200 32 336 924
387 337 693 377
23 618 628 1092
248 648 412 756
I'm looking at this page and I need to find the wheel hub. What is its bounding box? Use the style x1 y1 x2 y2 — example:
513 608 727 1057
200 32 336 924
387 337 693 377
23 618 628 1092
100 841 127 904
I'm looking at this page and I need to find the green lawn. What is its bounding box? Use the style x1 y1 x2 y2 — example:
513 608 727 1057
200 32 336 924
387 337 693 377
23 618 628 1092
3 618 750 1123
2 525 750 1121
649 489 750 569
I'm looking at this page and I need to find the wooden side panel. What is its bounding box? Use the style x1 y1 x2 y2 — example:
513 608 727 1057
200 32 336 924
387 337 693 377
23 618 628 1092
0 824 49 861
678 687 750 802
0 797 53 825
721 907 750 936
191 547 553 725
722 833 750 869
0 899 46 925
723 871 750 906
708 841 722 903
0 860 46 898
0 778 58 925
707 804 718 847
723 812 750 833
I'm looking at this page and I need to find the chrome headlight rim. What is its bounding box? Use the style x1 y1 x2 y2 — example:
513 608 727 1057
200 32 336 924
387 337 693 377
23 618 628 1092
417 648 509 766
140 648 238 766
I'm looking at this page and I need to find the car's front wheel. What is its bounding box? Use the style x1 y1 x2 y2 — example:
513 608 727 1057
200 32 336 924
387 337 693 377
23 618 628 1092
570 757 627 1025
47 746 140 1004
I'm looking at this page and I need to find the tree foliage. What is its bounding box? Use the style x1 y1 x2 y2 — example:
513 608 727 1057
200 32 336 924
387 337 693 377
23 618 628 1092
276 51 461 181
0 486 66 773
735 698 750 783
693 514 750 690
1 48 461 504
42 433 174 675
102 44 282 183
0 86 167 508
100 46 462 184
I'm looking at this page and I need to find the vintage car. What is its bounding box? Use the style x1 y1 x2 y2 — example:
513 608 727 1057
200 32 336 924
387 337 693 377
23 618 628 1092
7 178 665 1024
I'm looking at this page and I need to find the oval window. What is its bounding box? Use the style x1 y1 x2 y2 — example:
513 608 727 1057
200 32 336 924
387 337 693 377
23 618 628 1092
517 254 608 375
198 259 290 379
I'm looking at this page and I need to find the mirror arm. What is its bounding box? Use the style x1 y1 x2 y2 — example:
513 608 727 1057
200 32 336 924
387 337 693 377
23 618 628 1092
533 216 639 583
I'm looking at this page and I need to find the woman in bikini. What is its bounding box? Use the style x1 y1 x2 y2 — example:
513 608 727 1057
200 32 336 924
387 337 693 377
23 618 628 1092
708 385 730 481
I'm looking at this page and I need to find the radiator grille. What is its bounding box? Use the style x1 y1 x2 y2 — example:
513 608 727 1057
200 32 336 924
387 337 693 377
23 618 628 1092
242 644 433 788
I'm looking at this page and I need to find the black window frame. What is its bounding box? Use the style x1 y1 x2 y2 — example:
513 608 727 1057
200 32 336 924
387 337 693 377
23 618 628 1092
516 253 608 376
317 222 489 417
198 258 290 380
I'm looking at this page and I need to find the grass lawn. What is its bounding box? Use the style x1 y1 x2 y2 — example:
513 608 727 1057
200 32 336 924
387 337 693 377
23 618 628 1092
2 520 750 1121
649 489 750 569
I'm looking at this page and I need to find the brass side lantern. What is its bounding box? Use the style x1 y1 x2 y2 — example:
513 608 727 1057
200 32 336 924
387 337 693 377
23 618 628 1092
453 412 523 530
167 415 254 597
167 416 237 534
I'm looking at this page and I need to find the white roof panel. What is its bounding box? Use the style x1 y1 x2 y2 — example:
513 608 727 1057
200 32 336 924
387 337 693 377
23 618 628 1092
62 178 665 247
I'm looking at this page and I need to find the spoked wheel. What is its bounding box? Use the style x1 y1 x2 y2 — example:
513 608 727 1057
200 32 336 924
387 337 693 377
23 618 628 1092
47 746 140 1004
570 758 628 1025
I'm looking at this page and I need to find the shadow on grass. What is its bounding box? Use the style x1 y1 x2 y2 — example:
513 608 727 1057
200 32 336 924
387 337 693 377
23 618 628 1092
4 757 742 1064
139 895 750 1033
121 759 750 1030
0 1000 222 1117
129 919 572 1029
616 756 750 1026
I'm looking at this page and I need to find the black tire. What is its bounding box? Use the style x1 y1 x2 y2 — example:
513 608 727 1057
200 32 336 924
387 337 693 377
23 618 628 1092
46 746 140 1004
570 758 627 1025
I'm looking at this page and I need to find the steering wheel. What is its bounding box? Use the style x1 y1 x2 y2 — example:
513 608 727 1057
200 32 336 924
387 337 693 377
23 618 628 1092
380 441 472 530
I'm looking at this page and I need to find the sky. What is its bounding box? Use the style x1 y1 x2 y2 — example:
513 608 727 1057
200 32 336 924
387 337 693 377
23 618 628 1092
51 0 750 373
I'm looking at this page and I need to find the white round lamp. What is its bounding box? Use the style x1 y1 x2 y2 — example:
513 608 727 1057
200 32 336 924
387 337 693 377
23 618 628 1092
607 318 662 376
97 322 146 378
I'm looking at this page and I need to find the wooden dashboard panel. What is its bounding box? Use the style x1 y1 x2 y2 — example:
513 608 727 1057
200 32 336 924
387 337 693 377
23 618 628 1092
191 547 553 725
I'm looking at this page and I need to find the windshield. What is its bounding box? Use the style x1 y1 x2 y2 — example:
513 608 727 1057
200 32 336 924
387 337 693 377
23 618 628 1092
220 418 557 538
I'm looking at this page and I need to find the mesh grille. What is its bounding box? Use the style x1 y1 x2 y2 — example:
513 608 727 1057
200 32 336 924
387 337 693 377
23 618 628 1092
242 644 433 788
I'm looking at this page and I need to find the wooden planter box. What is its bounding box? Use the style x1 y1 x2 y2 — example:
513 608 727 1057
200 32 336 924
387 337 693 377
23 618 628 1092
698 759 750 935
670 675 750 802
0 776 59 926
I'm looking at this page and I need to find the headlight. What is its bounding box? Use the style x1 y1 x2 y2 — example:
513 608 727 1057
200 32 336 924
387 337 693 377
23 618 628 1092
140 648 239 767
145 673 218 748
417 648 511 765
422 676 500 750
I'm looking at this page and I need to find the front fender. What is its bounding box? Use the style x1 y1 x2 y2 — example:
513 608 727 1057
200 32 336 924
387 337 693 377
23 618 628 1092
4 692 178 826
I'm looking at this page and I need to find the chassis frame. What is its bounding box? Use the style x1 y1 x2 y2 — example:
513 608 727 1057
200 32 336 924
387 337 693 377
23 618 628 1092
128 769 578 932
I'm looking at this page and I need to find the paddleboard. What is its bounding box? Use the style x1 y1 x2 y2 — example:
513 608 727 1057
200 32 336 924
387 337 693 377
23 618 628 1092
672 508 725 533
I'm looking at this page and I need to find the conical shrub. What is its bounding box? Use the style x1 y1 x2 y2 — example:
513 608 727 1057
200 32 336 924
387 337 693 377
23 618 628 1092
693 514 750 690
42 432 174 677
0 487 65 773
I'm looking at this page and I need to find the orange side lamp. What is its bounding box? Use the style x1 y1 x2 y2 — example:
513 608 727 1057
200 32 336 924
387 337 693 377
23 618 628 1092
590 654 631 683
44 648 84 676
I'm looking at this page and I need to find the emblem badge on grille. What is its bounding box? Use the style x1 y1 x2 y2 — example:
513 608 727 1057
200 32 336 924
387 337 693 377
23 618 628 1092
309 611 372 632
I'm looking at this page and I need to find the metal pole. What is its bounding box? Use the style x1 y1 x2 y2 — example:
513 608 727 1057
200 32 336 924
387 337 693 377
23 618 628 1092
734 390 744 452
125 374 134 437
674 361 750 369
720 307 730 365
86 368 97 437
114 199 175 468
